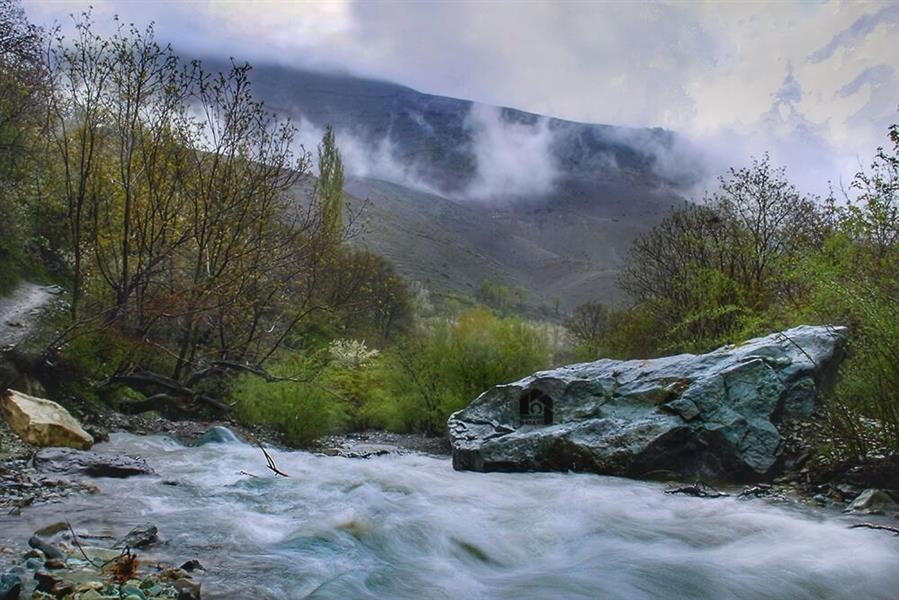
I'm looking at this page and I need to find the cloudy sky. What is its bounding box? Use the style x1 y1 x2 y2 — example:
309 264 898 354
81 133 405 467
25 0 899 194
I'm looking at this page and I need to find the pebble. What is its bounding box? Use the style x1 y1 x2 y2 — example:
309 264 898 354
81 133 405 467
121 585 147 600
118 524 159 549
174 577 201 600
51 581 76 596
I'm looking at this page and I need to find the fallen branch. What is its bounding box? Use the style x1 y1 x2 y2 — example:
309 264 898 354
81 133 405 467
185 360 313 388
258 442 289 478
244 432 289 478
664 482 729 498
736 484 785 501
66 522 102 568
109 371 232 413
849 523 899 536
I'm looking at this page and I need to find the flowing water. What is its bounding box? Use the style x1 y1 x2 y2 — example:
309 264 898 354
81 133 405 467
2 433 898 599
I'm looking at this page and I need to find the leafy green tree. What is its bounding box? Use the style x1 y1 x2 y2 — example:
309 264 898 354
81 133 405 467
566 302 610 359
788 122 899 455
618 155 817 354
315 125 344 242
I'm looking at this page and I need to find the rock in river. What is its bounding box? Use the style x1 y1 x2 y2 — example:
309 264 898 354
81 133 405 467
449 325 846 482
0 389 93 450
193 425 242 446
33 447 155 478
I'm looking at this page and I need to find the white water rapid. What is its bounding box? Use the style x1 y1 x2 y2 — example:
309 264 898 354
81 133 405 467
2 433 898 599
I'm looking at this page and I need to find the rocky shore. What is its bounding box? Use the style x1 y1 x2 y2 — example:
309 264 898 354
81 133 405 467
1 521 202 600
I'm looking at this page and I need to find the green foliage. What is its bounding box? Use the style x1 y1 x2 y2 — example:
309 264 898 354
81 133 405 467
571 305 658 361
232 354 343 446
316 124 344 241
476 279 528 313
230 310 554 443
380 309 552 434
46 326 141 406
614 155 817 356
783 127 899 455
0 0 49 293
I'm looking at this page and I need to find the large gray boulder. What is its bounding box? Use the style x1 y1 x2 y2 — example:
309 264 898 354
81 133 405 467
449 325 846 482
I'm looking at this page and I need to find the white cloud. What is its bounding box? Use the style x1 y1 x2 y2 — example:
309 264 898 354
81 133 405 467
462 105 558 201
25 0 899 196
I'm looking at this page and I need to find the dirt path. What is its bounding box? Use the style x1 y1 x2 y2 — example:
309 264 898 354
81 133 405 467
0 282 60 350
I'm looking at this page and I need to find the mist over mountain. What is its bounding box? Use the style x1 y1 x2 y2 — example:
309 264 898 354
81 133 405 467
224 63 706 313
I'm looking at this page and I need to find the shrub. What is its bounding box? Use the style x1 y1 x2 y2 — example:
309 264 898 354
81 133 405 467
379 309 552 434
233 370 343 447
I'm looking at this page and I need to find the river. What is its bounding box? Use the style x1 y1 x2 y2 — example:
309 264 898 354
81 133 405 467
2 433 898 599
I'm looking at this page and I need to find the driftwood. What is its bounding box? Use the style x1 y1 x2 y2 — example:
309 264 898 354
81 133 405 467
240 430 290 478
664 482 730 498
109 371 233 414
849 523 899 536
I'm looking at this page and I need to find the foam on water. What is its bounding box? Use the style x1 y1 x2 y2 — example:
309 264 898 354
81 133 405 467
2 433 897 599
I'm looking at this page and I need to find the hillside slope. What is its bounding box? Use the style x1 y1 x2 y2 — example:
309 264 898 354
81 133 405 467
234 64 699 313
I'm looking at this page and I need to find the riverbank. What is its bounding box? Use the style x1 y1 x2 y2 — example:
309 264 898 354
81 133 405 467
3 406 896 522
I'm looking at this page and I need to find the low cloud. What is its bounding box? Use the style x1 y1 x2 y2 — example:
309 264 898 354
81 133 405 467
293 117 444 197
461 105 558 201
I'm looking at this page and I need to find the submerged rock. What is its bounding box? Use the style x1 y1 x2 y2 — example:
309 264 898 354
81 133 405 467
33 447 154 478
449 325 846 482
0 389 93 450
193 426 241 446
117 524 159 549
28 536 64 560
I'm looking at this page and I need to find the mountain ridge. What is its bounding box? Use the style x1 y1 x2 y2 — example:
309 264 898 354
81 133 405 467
221 62 699 314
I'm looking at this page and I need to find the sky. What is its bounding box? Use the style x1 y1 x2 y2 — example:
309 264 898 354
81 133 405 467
24 0 899 196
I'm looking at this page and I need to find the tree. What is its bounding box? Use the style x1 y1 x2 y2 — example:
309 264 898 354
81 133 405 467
566 302 610 348
43 17 367 415
325 248 414 344
712 154 821 305
792 120 899 454
315 124 344 242
618 155 819 354
0 0 46 290
47 11 112 320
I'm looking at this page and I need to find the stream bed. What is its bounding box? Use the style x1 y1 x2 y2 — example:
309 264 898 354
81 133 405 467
2 433 898 599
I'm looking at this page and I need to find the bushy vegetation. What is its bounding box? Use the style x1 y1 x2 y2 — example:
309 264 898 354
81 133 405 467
231 309 554 442
569 125 899 457
378 308 551 434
